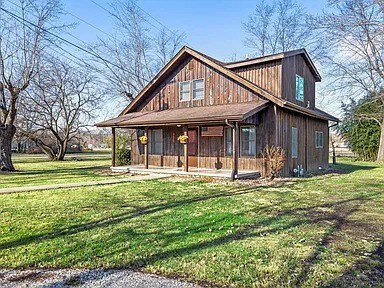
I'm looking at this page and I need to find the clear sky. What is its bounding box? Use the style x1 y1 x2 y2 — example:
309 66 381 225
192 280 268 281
63 0 328 61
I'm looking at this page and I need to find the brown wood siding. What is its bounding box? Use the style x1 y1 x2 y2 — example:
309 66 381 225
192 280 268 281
230 60 282 97
129 106 277 176
136 56 263 112
281 55 316 109
275 107 329 176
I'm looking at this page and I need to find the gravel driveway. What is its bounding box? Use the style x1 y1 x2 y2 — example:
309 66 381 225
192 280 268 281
0 269 203 288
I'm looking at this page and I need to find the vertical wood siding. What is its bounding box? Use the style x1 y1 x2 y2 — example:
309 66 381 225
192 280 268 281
136 56 263 112
281 55 316 109
275 107 329 176
230 60 282 97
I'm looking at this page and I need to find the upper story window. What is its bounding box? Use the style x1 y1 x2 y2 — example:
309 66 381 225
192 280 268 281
192 79 204 100
315 131 323 148
179 81 190 101
295 75 304 102
179 79 205 101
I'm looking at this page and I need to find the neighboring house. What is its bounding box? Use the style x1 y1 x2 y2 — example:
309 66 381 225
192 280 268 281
96 46 338 178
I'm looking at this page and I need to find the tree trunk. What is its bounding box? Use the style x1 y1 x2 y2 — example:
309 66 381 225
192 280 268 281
377 122 384 162
0 125 16 171
56 140 67 161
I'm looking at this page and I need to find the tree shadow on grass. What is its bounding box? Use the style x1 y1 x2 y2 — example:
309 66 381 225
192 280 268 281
322 240 384 288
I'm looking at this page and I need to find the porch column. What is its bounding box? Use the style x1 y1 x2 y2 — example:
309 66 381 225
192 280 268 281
183 125 189 172
144 127 149 169
111 127 116 167
231 122 239 181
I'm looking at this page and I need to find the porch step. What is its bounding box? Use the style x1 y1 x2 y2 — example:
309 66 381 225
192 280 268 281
111 165 260 180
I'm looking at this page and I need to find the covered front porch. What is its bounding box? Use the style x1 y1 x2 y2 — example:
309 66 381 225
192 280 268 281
96 100 270 180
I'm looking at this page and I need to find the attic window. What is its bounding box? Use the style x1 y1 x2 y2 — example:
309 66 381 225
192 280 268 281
192 79 204 100
295 75 304 102
179 81 190 101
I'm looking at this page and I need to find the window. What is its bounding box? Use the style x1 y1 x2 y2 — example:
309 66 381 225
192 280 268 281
240 126 256 157
292 127 298 158
295 75 304 102
148 129 163 155
315 131 323 148
225 127 233 156
179 81 190 101
192 79 204 99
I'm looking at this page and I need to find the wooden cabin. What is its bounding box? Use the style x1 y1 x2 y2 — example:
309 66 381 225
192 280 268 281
96 46 338 178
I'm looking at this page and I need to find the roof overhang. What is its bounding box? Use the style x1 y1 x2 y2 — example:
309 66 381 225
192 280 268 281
96 100 270 128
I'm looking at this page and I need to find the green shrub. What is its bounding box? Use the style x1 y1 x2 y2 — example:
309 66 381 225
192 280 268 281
116 148 131 166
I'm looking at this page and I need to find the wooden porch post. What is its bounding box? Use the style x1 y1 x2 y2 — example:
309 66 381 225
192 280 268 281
144 127 149 169
111 127 116 167
183 125 189 172
231 122 239 181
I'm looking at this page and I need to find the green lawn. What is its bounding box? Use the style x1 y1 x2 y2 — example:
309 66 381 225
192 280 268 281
0 152 123 188
0 158 383 287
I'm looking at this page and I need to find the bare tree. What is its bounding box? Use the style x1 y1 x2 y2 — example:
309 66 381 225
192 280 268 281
18 58 102 160
243 0 325 59
94 0 185 104
312 0 384 161
0 0 62 171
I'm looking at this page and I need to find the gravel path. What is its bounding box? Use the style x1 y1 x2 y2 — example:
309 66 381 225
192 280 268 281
0 269 203 288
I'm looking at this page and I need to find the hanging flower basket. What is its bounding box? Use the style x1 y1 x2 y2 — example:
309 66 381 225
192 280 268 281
139 135 148 145
177 135 189 144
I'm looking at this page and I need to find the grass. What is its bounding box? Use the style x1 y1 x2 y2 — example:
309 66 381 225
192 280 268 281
0 152 123 188
0 157 383 287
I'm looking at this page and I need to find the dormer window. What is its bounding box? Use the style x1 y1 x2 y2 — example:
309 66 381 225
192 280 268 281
295 75 304 102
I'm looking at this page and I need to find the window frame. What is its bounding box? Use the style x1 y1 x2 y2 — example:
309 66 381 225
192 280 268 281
240 126 256 157
295 74 304 102
179 81 191 102
315 131 323 148
224 127 233 156
192 79 204 100
292 126 298 158
148 129 163 155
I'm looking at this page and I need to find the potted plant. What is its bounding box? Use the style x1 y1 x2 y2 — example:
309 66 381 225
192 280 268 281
177 135 189 144
139 135 148 145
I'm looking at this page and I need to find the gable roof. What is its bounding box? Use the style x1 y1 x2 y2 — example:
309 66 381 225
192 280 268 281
224 49 322 82
119 46 337 122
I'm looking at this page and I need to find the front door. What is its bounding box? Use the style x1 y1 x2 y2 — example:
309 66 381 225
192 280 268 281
188 129 198 167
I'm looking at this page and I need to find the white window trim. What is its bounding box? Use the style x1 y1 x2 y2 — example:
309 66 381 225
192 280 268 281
315 131 323 148
179 81 191 102
192 78 205 100
295 74 304 102
292 127 298 159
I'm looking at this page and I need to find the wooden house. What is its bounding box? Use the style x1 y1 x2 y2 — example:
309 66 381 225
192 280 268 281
96 46 338 179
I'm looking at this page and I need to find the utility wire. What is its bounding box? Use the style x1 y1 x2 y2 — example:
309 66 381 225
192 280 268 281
0 6 151 83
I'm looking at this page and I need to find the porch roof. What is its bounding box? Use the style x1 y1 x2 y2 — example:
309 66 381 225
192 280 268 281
96 100 269 128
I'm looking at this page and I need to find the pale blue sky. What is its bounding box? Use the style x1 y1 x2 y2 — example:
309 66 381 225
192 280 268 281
63 0 328 61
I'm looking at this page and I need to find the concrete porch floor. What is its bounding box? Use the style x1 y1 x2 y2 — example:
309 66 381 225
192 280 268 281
111 165 260 179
